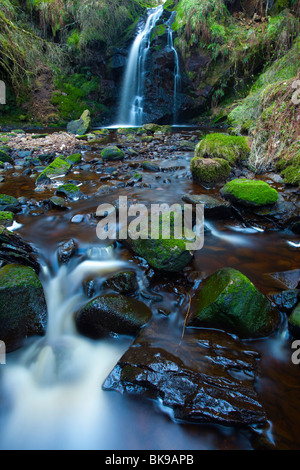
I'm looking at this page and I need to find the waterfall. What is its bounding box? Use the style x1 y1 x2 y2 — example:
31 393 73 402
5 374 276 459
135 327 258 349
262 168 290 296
167 12 181 124
117 5 164 126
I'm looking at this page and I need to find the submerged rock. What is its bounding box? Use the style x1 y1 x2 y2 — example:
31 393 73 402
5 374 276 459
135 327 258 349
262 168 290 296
0 264 47 352
182 194 232 219
220 179 279 207
103 322 267 426
191 157 231 185
75 294 152 339
188 267 280 338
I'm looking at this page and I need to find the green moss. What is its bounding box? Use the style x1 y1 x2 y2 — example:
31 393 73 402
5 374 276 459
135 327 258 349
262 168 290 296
0 211 13 227
36 157 71 185
191 157 231 184
0 150 13 163
220 179 279 207
189 267 278 338
65 153 82 165
195 133 250 165
56 184 83 200
101 146 124 161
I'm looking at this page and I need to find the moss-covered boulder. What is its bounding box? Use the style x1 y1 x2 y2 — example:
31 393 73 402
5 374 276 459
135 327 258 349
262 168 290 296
195 134 250 165
75 294 152 339
220 179 279 207
0 211 14 227
65 153 82 165
56 184 83 200
188 267 280 338
0 195 20 213
67 109 91 136
36 157 71 185
191 157 231 185
288 303 300 338
0 150 13 164
122 212 195 272
0 264 47 352
101 146 124 161
142 161 161 172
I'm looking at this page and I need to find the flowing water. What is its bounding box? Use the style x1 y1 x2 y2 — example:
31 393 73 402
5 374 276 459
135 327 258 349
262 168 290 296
167 12 181 124
0 127 299 450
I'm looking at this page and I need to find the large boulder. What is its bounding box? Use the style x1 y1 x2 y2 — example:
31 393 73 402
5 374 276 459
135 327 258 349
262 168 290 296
67 110 91 136
75 294 152 339
0 264 47 352
195 133 250 165
188 267 280 338
191 157 231 185
220 179 279 207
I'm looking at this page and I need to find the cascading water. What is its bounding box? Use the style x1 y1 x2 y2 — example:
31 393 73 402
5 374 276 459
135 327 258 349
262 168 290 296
117 5 165 126
167 12 181 124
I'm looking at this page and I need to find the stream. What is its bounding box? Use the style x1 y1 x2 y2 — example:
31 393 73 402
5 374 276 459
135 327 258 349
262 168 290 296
0 126 299 450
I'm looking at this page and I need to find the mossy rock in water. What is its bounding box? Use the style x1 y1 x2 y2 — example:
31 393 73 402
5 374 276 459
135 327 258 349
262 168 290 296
65 153 82 165
0 211 13 227
67 109 91 136
103 271 139 295
142 161 161 172
188 267 280 339
56 184 83 200
195 133 250 165
220 179 279 207
101 146 124 161
288 303 300 338
0 264 47 352
0 194 20 212
0 150 13 164
191 157 231 185
122 212 196 272
75 294 152 339
36 157 71 185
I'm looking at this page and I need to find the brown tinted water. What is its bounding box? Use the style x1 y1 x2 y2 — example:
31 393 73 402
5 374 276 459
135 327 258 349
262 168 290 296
0 128 299 450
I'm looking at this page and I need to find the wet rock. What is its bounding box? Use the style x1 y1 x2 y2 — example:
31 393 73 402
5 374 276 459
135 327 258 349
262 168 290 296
0 194 20 213
220 179 279 207
0 150 13 164
270 289 300 314
191 157 231 185
48 196 69 210
67 110 91 136
57 239 78 265
103 271 139 295
36 157 71 185
101 146 124 161
0 226 40 273
288 303 300 338
65 153 82 165
251 195 299 228
188 267 280 339
0 211 14 228
103 322 267 426
0 264 47 352
182 194 232 219
269 269 300 290
75 294 152 339
142 161 161 172
56 184 84 200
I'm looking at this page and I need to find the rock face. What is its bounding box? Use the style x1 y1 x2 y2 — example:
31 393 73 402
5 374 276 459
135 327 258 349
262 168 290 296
103 321 267 426
75 294 152 339
67 110 91 135
188 267 280 339
0 264 47 352
220 179 279 207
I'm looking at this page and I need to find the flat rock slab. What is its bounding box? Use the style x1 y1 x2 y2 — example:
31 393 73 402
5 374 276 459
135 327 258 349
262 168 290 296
103 321 267 426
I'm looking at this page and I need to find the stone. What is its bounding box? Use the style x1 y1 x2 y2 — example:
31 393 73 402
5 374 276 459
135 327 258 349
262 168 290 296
195 133 250 165
0 211 14 228
101 146 124 161
67 109 91 136
182 194 232 219
188 267 280 338
56 184 83 200
220 179 279 207
289 303 300 338
103 271 139 295
75 294 152 339
57 239 78 265
0 264 47 352
191 157 231 185
36 157 71 185
0 226 40 273
0 194 20 213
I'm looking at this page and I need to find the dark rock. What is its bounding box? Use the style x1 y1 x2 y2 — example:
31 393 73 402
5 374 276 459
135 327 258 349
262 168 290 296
0 226 40 273
103 271 139 295
75 294 152 339
0 264 47 352
57 239 78 265
0 194 21 213
182 194 232 219
103 321 267 426
270 289 300 314
288 303 300 338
